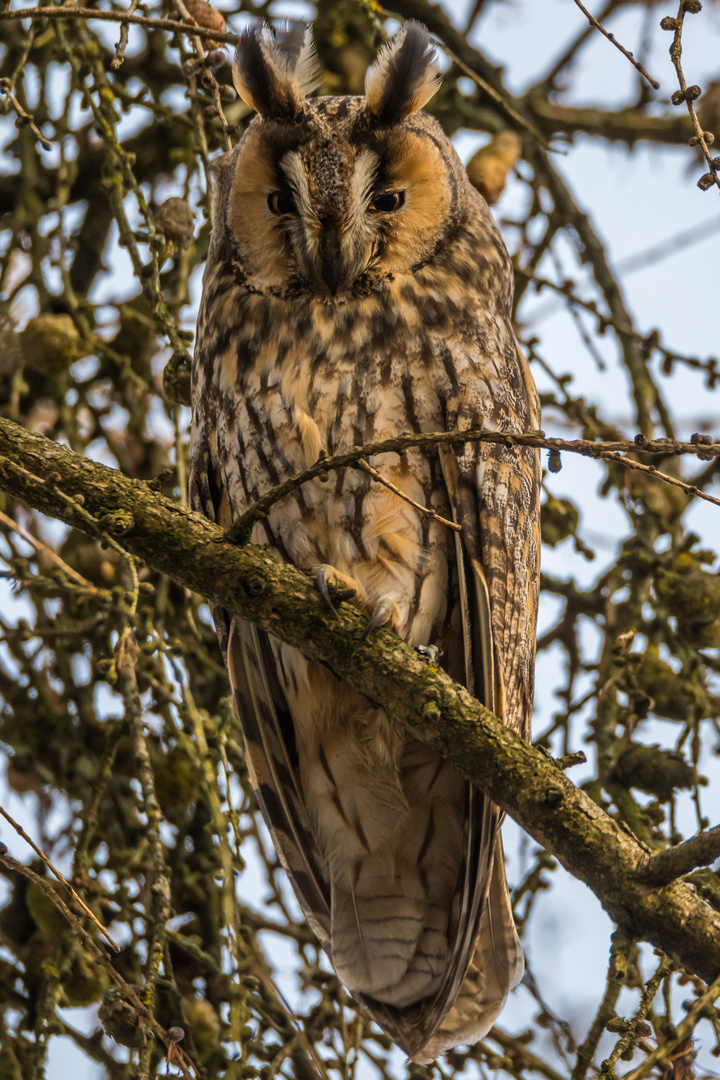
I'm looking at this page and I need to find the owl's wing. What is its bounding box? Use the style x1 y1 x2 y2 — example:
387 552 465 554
406 330 540 1061
224 619 332 947
188 439 332 951
395 444 528 1061
372 446 513 1058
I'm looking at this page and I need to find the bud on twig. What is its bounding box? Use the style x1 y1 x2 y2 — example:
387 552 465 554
672 86 702 106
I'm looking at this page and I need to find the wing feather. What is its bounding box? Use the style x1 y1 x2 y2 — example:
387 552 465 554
190 439 332 947
226 618 332 946
400 404 536 1062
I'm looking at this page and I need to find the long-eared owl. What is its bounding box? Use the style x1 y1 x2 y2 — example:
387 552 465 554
189 21 540 1063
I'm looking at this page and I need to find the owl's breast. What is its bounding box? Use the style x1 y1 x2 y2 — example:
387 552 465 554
199 291 463 647
197 273 530 653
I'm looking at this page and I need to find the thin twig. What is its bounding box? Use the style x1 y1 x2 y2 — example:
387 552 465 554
0 77 52 148
571 930 633 1080
537 0 625 91
225 430 720 545
485 1026 568 1080
0 5 240 45
599 957 672 1077
668 2 720 193
439 41 550 148
121 661 173 1080
171 0 234 151
526 215 720 326
0 805 118 951
571 0 660 89
110 0 145 70
353 458 461 532
623 970 720 1080
0 849 197 1078
0 506 98 593
516 267 717 381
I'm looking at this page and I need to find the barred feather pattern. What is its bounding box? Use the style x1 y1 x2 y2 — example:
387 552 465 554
190 74 540 1061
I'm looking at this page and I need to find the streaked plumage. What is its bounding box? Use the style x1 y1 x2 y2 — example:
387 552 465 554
189 20 540 1062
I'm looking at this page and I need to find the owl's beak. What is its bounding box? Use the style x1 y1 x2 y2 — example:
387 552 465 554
319 220 344 296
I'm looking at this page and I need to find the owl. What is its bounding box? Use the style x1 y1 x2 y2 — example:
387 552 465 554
189 21 540 1063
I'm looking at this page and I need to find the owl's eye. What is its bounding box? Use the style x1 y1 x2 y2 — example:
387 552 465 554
268 191 297 216
368 192 405 214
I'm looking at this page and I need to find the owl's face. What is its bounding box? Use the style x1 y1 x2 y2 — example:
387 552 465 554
223 24 465 300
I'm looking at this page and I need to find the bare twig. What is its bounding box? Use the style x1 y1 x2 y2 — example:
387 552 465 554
0 805 119 951
120 662 173 1080
536 0 626 91
0 506 98 593
668 2 720 193
0 77 52 148
623 969 720 1080
0 5 239 44
353 458 461 532
110 0 145 70
486 1025 568 1080
571 930 633 1080
171 0 234 151
516 265 718 382
0 849 197 1078
599 957 672 1077
434 40 550 149
571 0 660 89
226 430 720 545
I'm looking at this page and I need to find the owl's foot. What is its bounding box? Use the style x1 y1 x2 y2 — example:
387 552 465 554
357 599 395 645
315 565 397 643
315 564 357 618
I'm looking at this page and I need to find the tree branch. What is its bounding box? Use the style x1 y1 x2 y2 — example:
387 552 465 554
226 429 720 543
0 5 240 46
640 827 720 885
571 0 660 89
524 99 691 147
1 416 720 983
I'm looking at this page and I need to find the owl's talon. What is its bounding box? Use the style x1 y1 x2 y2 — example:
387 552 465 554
357 599 394 645
316 565 339 617
315 564 357 617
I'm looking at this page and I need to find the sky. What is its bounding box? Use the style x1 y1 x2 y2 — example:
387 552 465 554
2 0 720 1076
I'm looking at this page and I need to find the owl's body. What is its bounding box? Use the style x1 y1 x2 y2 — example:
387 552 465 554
190 24 540 1062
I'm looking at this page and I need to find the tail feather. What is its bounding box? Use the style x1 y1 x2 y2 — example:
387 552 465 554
411 844 523 1063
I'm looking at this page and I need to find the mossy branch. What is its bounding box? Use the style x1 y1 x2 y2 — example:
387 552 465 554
1 415 719 984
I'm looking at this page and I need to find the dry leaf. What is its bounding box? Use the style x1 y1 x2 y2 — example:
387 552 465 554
183 0 226 50
466 130 522 205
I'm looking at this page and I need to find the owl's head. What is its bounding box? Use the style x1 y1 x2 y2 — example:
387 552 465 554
219 22 469 300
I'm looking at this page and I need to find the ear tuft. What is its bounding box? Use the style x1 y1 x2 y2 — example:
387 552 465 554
232 23 320 120
365 22 441 126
